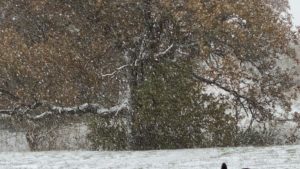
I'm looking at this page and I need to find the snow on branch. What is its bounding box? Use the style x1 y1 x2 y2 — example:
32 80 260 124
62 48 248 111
101 64 129 78
0 109 13 117
154 44 174 58
39 100 128 119
0 100 130 120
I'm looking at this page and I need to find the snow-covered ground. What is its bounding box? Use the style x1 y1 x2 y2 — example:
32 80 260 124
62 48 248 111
0 145 299 169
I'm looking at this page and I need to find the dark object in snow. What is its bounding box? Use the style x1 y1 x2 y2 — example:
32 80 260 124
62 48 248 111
221 163 227 169
221 163 250 169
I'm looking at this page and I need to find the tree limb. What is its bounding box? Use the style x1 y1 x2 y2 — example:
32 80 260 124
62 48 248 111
192 72 265 115
101 64 129 78
154 43 174 58
0 100 129 120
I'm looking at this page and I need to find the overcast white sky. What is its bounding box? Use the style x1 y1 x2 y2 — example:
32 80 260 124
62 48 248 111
289 0 300 26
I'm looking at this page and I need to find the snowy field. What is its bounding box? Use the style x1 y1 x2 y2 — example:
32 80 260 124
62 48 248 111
0 145 300 169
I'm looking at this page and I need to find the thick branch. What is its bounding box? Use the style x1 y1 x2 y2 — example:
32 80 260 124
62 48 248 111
0 100 129 120
0 109 13 116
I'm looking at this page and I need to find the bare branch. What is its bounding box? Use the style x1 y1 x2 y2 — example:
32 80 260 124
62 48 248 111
192 72 249 101
191 72 266 117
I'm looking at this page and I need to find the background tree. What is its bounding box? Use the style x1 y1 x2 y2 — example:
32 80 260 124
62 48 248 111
0 0 299 150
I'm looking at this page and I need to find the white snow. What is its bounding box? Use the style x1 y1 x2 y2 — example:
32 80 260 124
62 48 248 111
0 145 300 169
